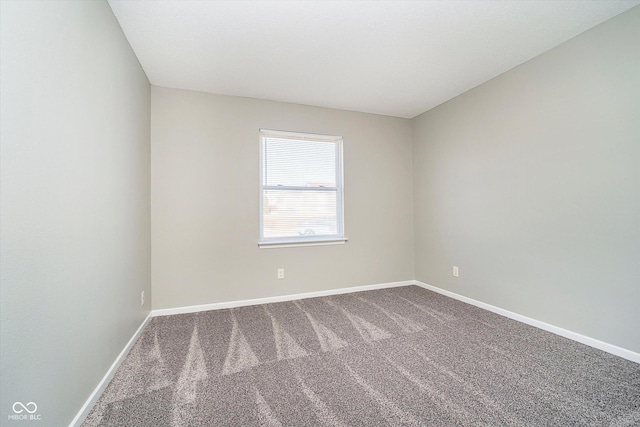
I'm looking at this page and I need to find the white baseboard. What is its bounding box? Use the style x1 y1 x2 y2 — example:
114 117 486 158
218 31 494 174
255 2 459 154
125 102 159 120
413 280 640 364
69 312 153 427
152 280 414 317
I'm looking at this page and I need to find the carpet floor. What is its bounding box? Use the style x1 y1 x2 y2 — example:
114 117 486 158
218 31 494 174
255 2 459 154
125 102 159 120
83 285 640 426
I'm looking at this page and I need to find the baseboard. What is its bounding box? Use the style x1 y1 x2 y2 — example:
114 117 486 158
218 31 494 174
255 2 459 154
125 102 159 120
152 280 414 317
413 280 640 364
69 312 153 427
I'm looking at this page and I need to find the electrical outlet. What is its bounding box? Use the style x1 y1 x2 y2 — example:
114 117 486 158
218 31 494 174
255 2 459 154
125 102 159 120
452 266 459 277
277 268 284 279
141 291 145 306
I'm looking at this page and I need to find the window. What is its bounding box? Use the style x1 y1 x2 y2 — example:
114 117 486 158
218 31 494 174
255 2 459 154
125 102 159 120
259 129 346 248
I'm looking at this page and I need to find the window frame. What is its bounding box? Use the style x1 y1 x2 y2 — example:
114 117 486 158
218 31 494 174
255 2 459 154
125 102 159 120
258 129 346 248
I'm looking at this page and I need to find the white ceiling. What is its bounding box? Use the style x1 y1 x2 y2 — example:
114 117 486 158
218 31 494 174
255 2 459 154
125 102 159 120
108 1 639 118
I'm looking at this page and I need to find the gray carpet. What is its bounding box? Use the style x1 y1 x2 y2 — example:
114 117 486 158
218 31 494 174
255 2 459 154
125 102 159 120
83 285 640 426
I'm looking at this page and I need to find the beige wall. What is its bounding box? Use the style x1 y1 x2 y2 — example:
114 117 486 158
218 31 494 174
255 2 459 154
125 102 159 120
151 87 414 309
412 7 640 352
0 1 151 424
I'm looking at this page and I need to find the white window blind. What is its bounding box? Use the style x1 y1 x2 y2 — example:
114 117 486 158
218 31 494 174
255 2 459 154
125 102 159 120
259 129 345 247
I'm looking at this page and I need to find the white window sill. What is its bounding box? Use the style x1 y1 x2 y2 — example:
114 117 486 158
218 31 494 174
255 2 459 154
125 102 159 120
258 238 348 249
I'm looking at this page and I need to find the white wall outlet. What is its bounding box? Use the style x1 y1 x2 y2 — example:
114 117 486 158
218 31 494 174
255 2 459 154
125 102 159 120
452 266 459 277
277 268 284 279
141 291 145 306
